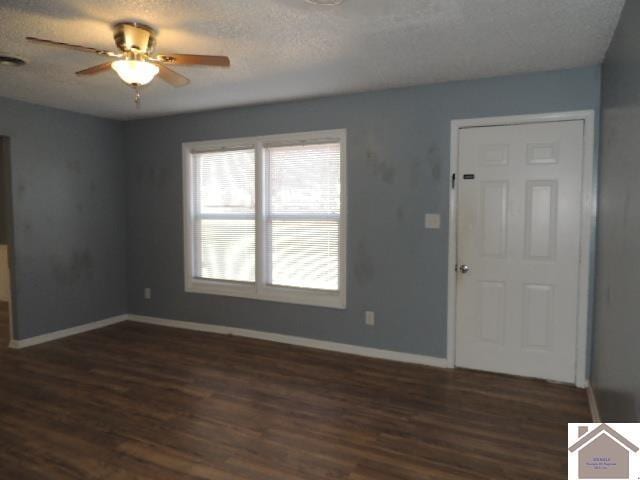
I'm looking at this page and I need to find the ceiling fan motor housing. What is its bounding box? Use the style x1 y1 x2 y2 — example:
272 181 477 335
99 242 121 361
113 22 156 54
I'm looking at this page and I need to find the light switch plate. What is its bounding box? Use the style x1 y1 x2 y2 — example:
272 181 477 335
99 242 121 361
424 213 441 229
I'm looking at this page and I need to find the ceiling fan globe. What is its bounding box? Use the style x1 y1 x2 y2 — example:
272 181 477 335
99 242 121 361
111 59 159 86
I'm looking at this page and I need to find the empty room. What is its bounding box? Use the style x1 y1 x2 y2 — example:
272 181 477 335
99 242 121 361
0 0 637 478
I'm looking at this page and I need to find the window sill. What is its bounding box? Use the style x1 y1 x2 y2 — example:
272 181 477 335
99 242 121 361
185 278 346 310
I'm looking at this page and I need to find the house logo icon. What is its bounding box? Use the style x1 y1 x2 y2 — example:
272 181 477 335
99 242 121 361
569 424 639 479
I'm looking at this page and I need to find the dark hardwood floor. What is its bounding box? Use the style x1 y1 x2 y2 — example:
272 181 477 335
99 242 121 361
0 318 589 479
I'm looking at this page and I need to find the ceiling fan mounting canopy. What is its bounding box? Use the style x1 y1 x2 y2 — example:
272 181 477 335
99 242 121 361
113 22 157 54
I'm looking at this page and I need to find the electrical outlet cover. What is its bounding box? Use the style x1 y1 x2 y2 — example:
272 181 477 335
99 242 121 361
424 213 441 229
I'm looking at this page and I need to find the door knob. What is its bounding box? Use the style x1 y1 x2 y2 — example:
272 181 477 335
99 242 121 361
459 264 470 274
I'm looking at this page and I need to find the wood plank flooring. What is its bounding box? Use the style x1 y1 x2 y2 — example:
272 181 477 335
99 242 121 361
0 318 589 479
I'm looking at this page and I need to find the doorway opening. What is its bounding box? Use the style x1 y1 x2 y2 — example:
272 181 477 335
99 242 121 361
0 136 14 347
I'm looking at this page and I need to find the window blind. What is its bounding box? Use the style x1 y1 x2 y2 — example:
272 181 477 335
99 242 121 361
265 142 341 291
184 130 346 308
193 148 255 283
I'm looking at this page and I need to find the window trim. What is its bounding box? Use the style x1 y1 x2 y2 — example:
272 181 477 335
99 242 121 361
183 129 347 309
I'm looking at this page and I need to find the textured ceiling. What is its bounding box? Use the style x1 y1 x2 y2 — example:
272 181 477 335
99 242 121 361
0 0 625 120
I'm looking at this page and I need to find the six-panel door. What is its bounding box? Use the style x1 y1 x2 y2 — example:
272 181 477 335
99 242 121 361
455 121 584 383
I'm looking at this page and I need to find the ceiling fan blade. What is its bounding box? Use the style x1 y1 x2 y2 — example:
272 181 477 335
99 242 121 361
76 62 113 76
157 63 190 87
155 54 230 67
26 36 118 57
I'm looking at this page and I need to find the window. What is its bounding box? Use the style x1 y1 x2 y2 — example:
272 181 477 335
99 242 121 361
183 130 346 309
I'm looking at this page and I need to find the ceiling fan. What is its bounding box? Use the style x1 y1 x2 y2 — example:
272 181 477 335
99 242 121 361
26 22 230 105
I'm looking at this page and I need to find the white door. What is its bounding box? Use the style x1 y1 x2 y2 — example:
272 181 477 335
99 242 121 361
455 120 584 383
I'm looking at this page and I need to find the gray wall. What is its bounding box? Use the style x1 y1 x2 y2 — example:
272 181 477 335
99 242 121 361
125 66 600 358
0 97 127 339
592 0 640 421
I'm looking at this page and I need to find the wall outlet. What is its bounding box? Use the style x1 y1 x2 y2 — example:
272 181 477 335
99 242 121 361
144 287 151 300
365 311 375 326
424 213 441 229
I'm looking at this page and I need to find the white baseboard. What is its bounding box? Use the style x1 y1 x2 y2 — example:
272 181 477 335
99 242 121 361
7 312 449 370
586 384 601 422
9 314 128 349
128 314 450 369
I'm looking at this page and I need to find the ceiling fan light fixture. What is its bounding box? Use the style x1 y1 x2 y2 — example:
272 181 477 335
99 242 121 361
111 59 159 86
26 22 230 106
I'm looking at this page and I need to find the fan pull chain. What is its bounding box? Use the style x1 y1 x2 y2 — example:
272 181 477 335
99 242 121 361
134 85 141 108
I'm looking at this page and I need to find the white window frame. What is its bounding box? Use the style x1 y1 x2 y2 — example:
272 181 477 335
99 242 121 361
183 129 347 309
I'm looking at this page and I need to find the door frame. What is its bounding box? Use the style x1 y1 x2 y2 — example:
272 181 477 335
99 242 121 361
446 110 596 387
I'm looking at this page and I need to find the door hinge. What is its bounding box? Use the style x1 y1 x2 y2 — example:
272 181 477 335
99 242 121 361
451 173 456 189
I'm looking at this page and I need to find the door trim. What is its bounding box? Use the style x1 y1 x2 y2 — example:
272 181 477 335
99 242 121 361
446 111 596 387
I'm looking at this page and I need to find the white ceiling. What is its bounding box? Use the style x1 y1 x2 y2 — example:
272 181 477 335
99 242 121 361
0 0 625 120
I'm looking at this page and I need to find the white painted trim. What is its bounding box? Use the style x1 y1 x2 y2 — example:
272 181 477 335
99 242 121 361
449 111 595 129
447 110 596 386
182 129 348 310
446 120 459 369
8 314 128 349
6 309 448 368
575 112 596 389
587 384 601 422
128 314 449 368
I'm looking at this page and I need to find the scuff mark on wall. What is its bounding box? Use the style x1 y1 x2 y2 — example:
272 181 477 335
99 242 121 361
136 164 170 187
366 148 396 185
410 156 425 189
354 240 375 286
410 143 441 190
429 143 442 180
51 249 94 285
